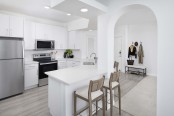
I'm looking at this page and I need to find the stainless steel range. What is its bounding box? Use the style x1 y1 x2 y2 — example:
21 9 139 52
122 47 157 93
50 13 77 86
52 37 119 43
33 53 57 87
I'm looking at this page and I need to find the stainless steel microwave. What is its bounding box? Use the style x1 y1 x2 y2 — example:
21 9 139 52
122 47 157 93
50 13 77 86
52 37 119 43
36 40 55 50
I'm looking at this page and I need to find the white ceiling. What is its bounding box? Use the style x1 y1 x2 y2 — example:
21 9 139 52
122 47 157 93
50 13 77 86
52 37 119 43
0 0 80 23
0 0 108 30
52 0 107 30
0 0 156 30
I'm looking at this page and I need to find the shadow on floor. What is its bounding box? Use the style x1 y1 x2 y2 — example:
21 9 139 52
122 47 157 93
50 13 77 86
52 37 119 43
94 107 134 116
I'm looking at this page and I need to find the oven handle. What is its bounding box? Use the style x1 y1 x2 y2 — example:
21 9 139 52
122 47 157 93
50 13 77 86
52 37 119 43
40 62 57 65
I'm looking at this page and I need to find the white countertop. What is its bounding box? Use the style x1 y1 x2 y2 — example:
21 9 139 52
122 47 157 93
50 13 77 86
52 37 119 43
45 65 106 85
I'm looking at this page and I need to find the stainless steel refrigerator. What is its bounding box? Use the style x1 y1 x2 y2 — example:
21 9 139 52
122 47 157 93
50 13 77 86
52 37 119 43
0 37 24 99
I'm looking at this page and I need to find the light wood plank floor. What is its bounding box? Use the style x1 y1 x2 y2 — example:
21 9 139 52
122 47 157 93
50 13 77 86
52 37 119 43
0 73 143 116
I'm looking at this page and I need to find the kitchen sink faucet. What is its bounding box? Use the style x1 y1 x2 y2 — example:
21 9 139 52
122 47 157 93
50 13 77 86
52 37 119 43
90 53 98 64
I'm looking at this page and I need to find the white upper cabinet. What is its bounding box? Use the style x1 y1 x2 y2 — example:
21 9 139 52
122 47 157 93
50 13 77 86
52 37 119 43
0 14 23 38
24 20 36 49
54 26 67 49
68 31 75 49
10 16 24 38
68 31 80 49
33 22 68 49
35 23 63 39
35 23 56 40
35 23 46 40
0 14 9 37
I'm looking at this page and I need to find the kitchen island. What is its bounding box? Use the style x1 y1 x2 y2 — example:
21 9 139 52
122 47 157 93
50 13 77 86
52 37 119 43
45 65 106 116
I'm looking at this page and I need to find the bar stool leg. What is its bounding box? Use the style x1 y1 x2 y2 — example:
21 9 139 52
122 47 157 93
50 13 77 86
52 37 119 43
102 95 106 116
105 89 107 110
118 85 121 115
74 92 77 116
89 101 92 116
110 89 113 116
96 99 98 115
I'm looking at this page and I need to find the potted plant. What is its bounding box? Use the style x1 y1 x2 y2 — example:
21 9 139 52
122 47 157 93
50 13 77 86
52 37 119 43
127 56 134 65
64 49 74 58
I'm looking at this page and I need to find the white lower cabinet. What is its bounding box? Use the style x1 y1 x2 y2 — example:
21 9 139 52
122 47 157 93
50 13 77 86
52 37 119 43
58 60 81 69
58 61 67 69
73 61 81 67
25 63 38 90
67 61 81 67
66 61 73 67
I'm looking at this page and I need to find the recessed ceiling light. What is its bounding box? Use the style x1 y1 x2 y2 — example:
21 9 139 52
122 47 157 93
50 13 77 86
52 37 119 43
89 30 93 31
44 6 50 9
67 13 71 16
80 8 88 12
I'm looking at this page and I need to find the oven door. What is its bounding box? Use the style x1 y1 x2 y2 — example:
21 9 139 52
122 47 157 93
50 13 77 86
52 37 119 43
39 62 57 80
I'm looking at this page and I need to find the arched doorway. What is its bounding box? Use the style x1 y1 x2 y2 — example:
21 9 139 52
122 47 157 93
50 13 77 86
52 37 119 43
104 4 158 77
114 5 157 76
110 4 157 116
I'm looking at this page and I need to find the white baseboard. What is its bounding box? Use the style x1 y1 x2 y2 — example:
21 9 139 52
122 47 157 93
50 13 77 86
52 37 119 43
146 73 157 77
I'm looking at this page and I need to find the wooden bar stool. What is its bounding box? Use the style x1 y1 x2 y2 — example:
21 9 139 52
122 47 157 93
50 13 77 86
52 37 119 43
103 72 121 116
74 77 106 116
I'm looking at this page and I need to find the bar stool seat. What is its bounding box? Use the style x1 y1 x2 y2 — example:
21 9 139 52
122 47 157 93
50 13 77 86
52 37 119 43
104 79 119 89
74 77 106 116
76 86 103 100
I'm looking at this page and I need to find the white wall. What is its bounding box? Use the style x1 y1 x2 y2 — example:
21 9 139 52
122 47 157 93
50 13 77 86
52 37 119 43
127 24 157 76
78 32 88 59
115 24 157 76
70 30 97 59
97 1 174 115
86 31 97 58
67 18 89 31
114 25 127 72
97 14 110 73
